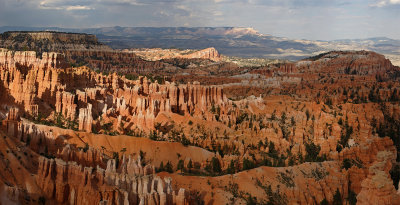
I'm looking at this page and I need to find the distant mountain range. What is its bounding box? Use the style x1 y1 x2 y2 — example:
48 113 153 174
1 26 400 64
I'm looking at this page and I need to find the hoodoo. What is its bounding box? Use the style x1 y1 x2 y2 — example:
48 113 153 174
0 31 399 205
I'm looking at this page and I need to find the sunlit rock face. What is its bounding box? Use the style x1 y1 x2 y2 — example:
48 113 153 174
0 36 399 205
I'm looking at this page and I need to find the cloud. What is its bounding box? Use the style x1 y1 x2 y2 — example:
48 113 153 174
38 0 94 10
0 0 399 40
98 0 148 6
65 5 92 11
217 0 350 8
370 0 400 7
37 0 149 10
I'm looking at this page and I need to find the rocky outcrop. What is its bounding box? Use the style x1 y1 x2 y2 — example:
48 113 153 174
6 107 19 121
357 151 400 205
0 31 168 74
0 49 67 112
58 144 104 168
0 31 107 51
129 47 221 62
299 51 397 76
179 47 221 61
1 185 20 204
5 107 20 137
56 91 77 120
1 39 400 205
0 49 68 69
79 104 93 132
37 155 189 205
0 49 229 132
65 49 166 73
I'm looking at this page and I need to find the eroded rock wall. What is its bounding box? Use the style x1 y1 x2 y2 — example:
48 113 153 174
37 155 189 205
0 49 229 132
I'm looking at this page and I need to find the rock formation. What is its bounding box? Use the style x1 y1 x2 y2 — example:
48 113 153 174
178 47 221 61
299 51 397 76
79 104 93 132
357 151 400 204
0 38 399 205
36 155 189 205
129 47 221 62
0 49 229 133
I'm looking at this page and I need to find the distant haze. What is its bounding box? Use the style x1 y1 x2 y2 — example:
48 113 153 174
0 0 399 41
1 27 400 65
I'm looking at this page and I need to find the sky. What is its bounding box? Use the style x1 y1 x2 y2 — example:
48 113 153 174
0 0 399 40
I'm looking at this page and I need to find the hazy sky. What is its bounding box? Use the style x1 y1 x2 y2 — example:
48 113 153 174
0 0 399 40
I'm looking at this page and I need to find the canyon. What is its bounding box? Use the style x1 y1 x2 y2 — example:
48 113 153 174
0 32 399 205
